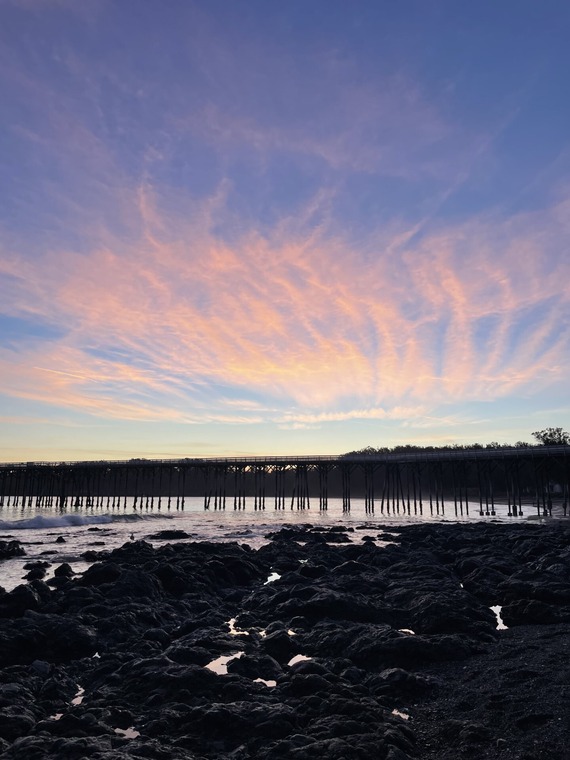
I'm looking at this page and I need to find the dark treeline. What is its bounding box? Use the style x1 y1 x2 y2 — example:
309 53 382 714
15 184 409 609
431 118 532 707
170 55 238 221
342 427 570 458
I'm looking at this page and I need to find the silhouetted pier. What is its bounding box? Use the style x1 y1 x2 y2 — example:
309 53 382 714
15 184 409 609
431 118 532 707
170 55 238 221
0 447 569 518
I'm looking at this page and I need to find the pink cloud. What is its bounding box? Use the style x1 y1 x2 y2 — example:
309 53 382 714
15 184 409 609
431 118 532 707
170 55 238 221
1 182 568 426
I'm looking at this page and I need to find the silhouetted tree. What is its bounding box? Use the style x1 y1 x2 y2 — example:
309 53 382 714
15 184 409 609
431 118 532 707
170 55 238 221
531 427 570 446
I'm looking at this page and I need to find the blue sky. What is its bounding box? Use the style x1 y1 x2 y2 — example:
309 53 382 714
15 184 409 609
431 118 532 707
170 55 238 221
0 0 569 461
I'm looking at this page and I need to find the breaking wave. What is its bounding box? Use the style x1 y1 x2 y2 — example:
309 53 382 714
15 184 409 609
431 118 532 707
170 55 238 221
0 512 170 531
0 514 114 531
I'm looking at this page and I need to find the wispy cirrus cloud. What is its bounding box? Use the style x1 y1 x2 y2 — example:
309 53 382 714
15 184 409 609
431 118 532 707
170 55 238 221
1 180 568 427
1 1 569 457
276 406 427 430
190 71 454 180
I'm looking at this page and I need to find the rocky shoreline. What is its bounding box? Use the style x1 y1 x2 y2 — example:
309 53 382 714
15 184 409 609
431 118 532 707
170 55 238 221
1 522 569 759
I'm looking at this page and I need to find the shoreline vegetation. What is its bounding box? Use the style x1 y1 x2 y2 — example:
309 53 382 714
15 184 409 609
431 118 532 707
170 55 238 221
342 427 570 457
1 521 569 758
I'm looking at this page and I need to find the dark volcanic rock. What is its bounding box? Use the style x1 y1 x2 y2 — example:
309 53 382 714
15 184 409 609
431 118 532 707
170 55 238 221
367 667 436 698
0 706 36 741
0 583 43 617
501 598 570 625
0 612 97 665
80 561 122 586
146 529 192 540
260 629 299 663
0 540 25 559
23 560 51 571
227 653 283 680
54 562 75 577
0 521 568 759
299 620 474 668
23 567 47 581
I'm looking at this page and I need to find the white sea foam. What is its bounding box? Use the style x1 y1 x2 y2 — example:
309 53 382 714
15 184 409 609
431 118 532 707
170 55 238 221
0 511 169 532
0 514 114 531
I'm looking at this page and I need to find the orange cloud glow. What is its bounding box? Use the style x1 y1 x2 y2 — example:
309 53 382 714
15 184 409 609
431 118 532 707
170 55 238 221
1 184 568 430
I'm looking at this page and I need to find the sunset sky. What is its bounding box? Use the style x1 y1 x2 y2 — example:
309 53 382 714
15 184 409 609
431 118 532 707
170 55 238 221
1 1 569 462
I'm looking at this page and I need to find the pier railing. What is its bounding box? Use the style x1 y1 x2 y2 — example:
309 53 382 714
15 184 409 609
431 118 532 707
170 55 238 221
4 444 569 468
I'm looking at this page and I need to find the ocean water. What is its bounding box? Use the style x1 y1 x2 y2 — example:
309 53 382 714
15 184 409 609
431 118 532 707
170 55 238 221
0 496 555 592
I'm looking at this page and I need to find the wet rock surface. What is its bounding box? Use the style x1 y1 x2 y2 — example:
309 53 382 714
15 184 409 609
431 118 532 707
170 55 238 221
0 522 569 758
0 540 25 561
